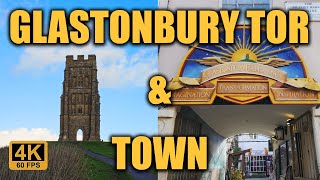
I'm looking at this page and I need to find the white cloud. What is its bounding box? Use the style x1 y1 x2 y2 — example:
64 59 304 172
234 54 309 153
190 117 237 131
0 128 58 148
15 44 157 88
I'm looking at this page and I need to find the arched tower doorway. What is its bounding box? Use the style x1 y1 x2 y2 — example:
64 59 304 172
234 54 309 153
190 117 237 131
77 129 83 141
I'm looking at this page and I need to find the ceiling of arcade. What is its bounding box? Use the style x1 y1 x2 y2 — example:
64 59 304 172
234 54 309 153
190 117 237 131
191 105 313 138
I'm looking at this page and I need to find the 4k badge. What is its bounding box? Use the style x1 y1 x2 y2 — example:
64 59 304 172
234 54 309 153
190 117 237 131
9 141 48 170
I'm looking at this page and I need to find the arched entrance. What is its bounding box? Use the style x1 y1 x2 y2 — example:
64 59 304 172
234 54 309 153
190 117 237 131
77 129 83 141
158 105 319 180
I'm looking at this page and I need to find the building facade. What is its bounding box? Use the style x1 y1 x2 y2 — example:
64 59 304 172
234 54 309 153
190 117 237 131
59 55 100 141
158 0 320 180
273 111 319 179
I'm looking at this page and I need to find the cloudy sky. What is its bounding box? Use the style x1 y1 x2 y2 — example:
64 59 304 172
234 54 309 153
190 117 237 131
0 0 158 147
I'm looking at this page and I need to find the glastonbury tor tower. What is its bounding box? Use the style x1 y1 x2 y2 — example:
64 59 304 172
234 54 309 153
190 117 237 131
59 55 100 141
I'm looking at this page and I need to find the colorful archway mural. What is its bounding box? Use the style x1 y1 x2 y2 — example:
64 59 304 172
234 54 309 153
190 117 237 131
168 26 320 105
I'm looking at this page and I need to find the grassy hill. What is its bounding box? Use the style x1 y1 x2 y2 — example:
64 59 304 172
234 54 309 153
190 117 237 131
79 141 157 175
0 142 133 180
79 141 132 162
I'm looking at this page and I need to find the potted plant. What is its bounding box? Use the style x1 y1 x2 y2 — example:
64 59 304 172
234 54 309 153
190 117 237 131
231 168 242 180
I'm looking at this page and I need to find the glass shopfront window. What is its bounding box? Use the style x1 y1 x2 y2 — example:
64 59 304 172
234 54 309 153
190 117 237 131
280 143 288 175
275 149 280 180
222 0 270 10
222 0 271 22
277 139 292 178
250 156 266 172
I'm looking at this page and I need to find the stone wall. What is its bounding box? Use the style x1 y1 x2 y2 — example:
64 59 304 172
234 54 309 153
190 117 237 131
158 106 227 180
59 55 100 141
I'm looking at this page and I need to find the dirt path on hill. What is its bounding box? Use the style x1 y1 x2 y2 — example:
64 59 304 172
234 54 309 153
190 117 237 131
81 149 157 180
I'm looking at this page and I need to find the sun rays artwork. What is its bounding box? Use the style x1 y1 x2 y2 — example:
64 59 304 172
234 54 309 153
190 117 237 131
182 26 306 78
167 26 320 105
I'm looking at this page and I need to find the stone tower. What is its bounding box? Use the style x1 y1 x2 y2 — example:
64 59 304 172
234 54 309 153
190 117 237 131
59 55 100 141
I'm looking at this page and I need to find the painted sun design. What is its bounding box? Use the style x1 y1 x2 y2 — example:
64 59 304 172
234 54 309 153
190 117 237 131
188 25 298 68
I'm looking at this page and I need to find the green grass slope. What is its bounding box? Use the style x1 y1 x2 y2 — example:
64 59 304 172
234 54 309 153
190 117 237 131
79 141 132 162
79 141 157 174
84 154 133 180
0 142 133 180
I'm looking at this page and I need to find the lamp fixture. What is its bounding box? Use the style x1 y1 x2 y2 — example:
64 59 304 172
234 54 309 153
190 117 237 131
274 126 284 140
286 118 294 126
